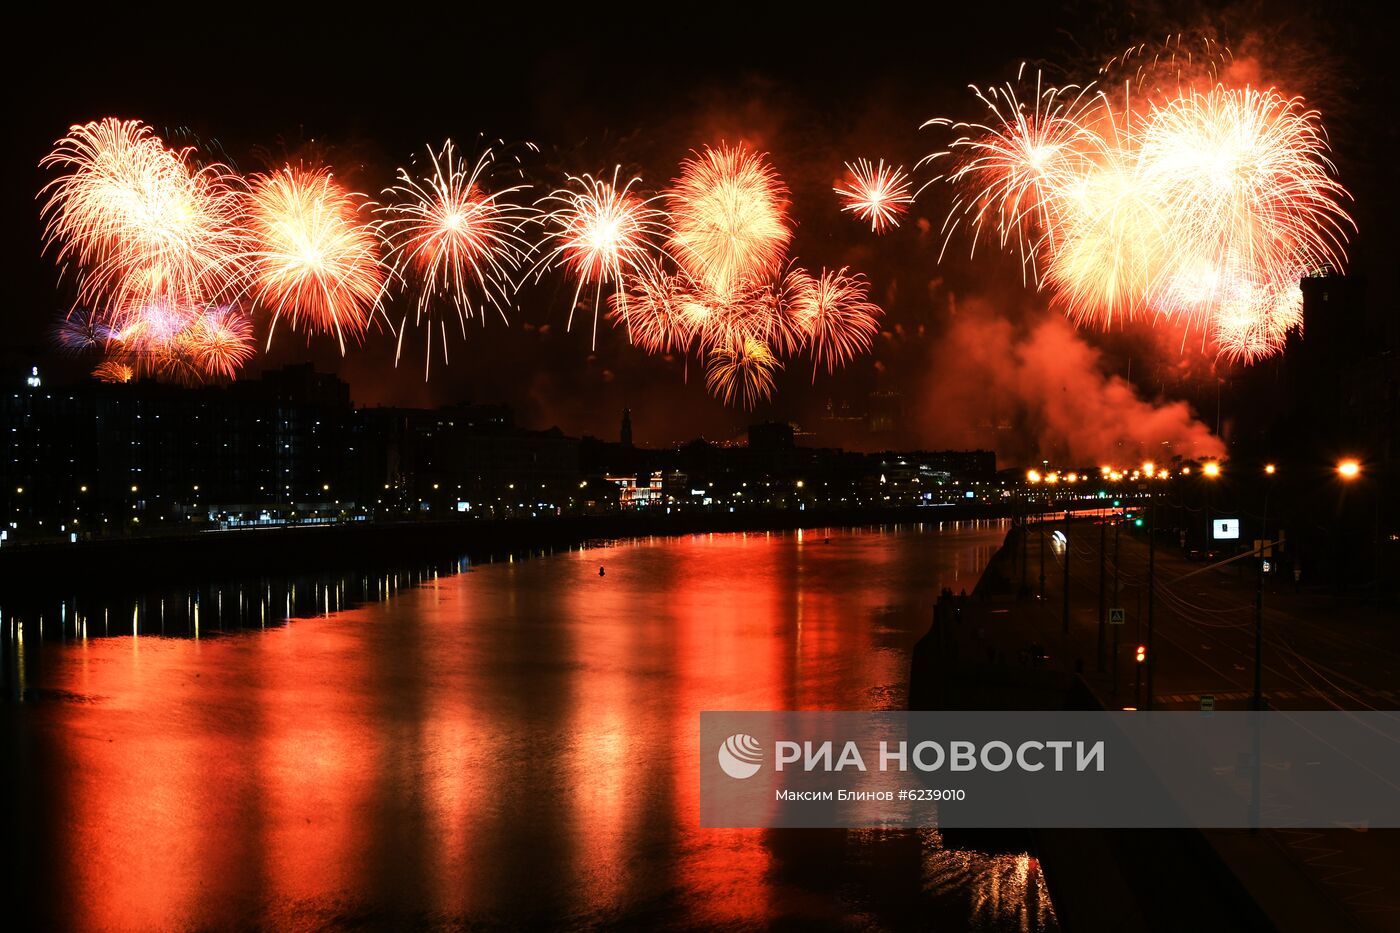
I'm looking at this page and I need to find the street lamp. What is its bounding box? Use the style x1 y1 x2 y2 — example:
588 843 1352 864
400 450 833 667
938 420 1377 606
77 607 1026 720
1201 460 1221 559
1145 476 1157 708
1253 464 1277 711
1337 458 1361 480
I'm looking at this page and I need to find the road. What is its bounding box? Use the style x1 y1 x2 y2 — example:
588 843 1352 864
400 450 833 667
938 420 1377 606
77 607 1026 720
1007 515 1400 931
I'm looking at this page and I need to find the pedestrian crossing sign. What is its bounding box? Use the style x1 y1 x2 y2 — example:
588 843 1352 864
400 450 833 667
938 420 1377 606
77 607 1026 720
1109 608 1126 625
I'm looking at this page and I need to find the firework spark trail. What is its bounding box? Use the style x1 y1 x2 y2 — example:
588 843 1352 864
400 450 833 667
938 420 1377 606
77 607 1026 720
787 267 884 375
187 306 256 380
39 117 249 326
246 166 386 352
376 139 537 376
533 167 669 348
705 337 781 410
923 72 1111 284
667 144 791 298
925 58 1353 363
835 159 914 232
92 360 134 384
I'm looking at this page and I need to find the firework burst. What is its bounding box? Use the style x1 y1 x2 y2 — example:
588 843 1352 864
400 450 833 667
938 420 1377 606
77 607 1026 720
787 267 883 374
54 309 112 352
1136 85 1351 329
39 117 249 324
924 73 1109 279
187 306 256 380
705 337 780 410
246 166 386 351
835 159 914 232
376 139 536 374
94 298 253 385
92 360 134 384
667 144 791 297
608 263 702 357
603 144 884 407
924 57 1352 362
534 168 669 346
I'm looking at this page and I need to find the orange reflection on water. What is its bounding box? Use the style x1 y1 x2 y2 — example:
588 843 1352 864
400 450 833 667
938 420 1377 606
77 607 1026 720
10 523 1054 930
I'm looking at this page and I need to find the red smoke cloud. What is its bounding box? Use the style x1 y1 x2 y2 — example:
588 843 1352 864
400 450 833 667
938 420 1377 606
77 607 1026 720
918 299 1225 465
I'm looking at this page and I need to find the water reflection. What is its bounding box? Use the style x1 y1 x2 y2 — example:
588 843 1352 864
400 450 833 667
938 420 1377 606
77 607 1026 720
3 522 1057 930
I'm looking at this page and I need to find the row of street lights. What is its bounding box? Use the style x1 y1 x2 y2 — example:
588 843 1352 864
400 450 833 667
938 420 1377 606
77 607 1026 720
1023 456 1365 710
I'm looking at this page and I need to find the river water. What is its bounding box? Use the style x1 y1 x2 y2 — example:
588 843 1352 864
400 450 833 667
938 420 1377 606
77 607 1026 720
2 522 1057 931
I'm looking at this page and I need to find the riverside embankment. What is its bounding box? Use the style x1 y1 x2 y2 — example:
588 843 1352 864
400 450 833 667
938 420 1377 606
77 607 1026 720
0 502 1011 593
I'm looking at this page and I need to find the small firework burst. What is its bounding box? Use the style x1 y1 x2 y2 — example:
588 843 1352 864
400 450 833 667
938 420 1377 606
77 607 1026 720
834 159 914 232
787 267 883 374
705 337 781 410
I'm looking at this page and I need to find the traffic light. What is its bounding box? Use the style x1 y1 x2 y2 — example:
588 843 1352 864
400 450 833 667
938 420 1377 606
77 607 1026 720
1112 499 1121 507
1134 518 1144 527
1135 644 1147 663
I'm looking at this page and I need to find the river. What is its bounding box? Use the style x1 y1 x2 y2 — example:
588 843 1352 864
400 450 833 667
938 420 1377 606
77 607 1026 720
1 522 1057 931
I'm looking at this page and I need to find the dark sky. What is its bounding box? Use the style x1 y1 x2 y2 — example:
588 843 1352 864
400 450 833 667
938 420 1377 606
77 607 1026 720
5 1 1397 451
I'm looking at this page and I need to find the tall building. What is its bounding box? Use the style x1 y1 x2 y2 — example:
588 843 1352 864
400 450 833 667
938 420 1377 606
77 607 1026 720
621 408 633 447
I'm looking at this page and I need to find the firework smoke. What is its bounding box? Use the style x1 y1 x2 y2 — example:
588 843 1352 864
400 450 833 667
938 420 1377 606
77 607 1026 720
920 300 1225 463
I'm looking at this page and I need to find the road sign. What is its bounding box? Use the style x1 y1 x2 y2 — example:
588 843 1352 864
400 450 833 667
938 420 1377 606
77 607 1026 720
1109 607 1126 625
1200 695 1216 712
1213 518 1240 540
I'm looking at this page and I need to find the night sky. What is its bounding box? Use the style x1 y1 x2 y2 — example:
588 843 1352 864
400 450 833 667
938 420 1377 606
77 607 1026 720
5 1 1397 455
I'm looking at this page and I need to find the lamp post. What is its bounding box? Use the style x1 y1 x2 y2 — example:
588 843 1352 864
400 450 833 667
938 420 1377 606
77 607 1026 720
1112 510 1122 693
1253 465 1276 711
1030 467 1041 591
1062 511 1071 636
1097 512 1107 672
1336 458 1365 598
1145 484 1156 710
1202 460 1221 551
1039 520 1046 600
1021 491 1028 593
